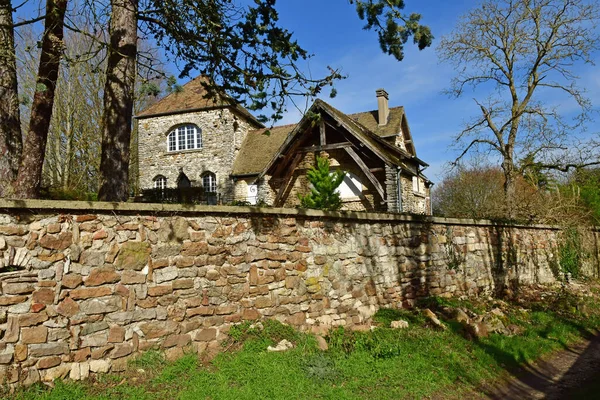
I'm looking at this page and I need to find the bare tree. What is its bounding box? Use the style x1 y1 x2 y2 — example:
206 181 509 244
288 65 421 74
0 0 22 197
438 0 600 215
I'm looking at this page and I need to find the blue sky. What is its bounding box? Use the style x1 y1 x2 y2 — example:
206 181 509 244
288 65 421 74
14 0 600 183
265 1 600 182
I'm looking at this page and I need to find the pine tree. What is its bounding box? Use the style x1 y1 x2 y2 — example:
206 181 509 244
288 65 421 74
299 156 345 211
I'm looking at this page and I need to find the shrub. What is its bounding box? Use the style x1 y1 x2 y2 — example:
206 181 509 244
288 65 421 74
298 156 345 211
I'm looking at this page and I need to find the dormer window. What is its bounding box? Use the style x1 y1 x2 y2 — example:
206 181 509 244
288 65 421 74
167 124 202 152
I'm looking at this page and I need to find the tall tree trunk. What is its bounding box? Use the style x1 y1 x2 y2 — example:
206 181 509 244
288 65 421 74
502 158 517 219
98 0 138 201
13 0 67 199
0 0 22 197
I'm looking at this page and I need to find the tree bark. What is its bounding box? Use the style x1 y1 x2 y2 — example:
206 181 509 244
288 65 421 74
13 0 67 199
98 0 138 201
0 0 22 197
502 157 517 219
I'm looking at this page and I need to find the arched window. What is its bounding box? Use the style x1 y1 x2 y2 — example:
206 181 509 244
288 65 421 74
202 172 217 193
167 124 202 152
153 175 167 189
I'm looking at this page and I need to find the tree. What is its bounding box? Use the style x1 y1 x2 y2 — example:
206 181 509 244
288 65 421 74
0 0 22 197
299 156 346 211
438 0 600 216
98 0 138 201
96 0 433 201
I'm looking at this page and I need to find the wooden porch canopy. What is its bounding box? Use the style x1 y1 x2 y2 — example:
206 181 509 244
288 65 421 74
260 100 429 206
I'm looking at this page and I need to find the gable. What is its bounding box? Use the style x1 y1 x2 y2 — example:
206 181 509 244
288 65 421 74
136 76 263 128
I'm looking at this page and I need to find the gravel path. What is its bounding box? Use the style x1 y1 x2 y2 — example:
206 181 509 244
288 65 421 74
481 333 600 399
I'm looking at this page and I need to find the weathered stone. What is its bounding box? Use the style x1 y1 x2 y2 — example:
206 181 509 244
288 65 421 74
254 297 273 309
139 321 179 339
38 356 61 370
70 286 112 300
48 327 70 341
22 326 48 344
242 309 261 320
162 334 191 348
148 284 172 297
32 288 55 304
267 339 293 352
76 214 97 223
316 335 328 351
194 328 216 342
390 320 409 329
89 359 111 373
14 344 28 362
121 270 146 284
108 326 126 343
80 250 107 267
81 331 109 347
4 316 19 342
19 312 49 327
172 278 194 290
115 241 150 270
40 232 72 250
56 297 80 317
85 266 120 286
91 345 114 359
81 321 109 336
423 309 446 330
29 343 69 357
73 347 91 362
62 274 83 289
181 241 208 256
0 225 27 235
37 252 65 262
154 267 178 283
0 295 28 306
79 296 121 315
3 282 34 295
70 362 90 381
286 312 306 326
110 344 134 359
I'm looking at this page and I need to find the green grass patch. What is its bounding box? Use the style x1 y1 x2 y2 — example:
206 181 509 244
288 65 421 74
7 288 600 400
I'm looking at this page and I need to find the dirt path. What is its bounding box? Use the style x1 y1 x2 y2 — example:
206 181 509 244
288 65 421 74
480 333 600 399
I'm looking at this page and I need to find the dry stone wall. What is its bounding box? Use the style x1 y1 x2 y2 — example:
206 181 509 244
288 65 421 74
0 200 598 387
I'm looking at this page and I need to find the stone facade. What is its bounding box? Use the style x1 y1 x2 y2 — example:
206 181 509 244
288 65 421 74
4 200 591 387
137 108 256 203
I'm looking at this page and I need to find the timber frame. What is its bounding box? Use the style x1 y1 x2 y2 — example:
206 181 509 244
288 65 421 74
261 100 431 212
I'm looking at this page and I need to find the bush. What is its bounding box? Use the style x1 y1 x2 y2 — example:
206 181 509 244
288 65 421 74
299 156 345 211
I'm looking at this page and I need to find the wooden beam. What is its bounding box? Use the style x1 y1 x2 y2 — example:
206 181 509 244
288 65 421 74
369 167 385 173
344 147 385 200
298 142 353 153
274 152 303 206
319 120 326 145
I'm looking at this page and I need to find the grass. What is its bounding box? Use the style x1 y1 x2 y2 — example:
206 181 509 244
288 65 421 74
7 287 600 400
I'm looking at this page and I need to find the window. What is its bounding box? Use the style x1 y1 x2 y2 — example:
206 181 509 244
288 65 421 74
413 176 425 194
154 175 167 189
202 172 217 193
167 124 202 152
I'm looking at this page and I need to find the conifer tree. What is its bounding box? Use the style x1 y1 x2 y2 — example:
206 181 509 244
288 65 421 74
299 156 345 211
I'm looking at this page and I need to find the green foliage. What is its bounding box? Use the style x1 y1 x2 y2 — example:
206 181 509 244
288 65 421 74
40 188 98 201
574 168 600 224
559 227 585 278
299 156 345 211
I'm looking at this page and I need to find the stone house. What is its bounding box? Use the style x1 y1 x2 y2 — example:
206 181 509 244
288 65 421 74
136 77 432 213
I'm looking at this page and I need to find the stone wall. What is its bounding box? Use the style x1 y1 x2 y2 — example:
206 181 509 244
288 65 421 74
0 199 598 387
137 108 256 202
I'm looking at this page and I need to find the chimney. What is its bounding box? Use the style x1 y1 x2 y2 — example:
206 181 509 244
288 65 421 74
376 88 389 126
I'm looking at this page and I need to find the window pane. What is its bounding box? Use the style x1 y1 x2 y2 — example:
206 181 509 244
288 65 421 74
203 173 216 193
168 132 176 152
187 126 194 149
178 127 185 150
196 127 202 148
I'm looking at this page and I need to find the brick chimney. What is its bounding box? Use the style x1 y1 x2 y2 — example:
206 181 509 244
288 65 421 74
376 88 389 126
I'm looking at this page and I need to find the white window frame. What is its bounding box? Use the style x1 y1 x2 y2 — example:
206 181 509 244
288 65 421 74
154 175 167 189
167 124 202 152
202 172 217 193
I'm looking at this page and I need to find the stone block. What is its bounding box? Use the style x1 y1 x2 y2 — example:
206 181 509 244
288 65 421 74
3 282 34 295
40 232 72 250
115 241 150 271
22 325 48 344
162 334 191 348
85 267 120 286
56 297 80 317
121 270 146 284
110 344 133 359
194 328 216 342
70 286 112 300
32 288 55 305
108 326 126 343
19 312 49 327
89 359 111 373
0 295 28 306
38 356 61 370
79 296 121 315
148 284 172 297
29 343 69 357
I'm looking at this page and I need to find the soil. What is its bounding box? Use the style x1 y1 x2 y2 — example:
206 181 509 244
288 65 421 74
480 333 600 399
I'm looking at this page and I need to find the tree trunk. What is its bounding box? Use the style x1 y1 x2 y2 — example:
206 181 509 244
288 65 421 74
13 0 67 199
0 0 22 197
98 0 138 202
502 158 517 219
